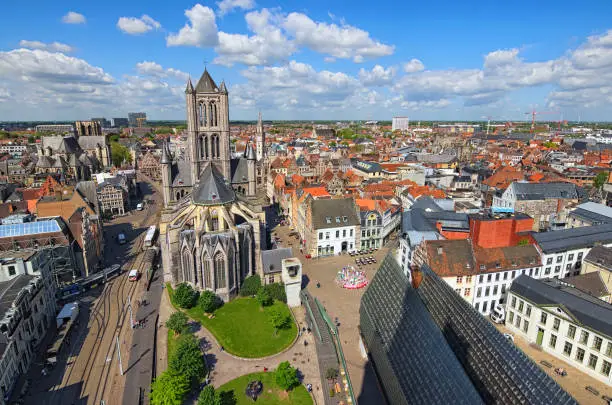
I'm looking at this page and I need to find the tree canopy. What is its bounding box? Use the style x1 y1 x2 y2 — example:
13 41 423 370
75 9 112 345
110 142 132 167
174 283 199 309
240 274 261 296
274 361 299 391
256 287 273 307
199 290 222 313
197 385 220 405
168 333 207 384
166 312 189 335
594 172 609 189
150 371 191 405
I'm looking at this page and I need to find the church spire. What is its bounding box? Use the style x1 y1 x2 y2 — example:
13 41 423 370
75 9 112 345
185 77 194 94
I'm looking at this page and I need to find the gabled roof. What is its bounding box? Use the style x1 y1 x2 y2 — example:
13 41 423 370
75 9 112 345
532 223 612 253
195 68 219 93
510 181 579 200
310 198 359 229
192 162 235 206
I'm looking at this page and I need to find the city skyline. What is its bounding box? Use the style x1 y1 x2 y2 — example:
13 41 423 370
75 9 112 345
1 1 612 121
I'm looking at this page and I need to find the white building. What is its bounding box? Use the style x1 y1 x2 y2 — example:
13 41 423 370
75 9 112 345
0 145 27 158
392 117 409 132
532 224 612 279
307 198 360 257
0 250 57 403
506 275 612 386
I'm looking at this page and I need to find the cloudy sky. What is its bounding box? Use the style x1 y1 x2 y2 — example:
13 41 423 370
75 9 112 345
1 0 612 121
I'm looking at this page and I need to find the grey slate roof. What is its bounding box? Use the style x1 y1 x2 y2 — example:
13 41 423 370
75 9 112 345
569 208 612 225
0 275 35 320
191 162 235 206
77 135 107 150
195 69 219 93
361 255 576 404
532 223 612 253
261 248 293 275
511 275 612 339
231 157 249 184
310 198 360 230
171 160 193 187
511 182 579 200
585 245 612 271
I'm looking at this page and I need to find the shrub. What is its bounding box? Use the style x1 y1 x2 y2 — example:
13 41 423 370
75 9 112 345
256 287 273 307
269 308 291 334
275 361 299 391
197 385 220 405
264 283 287 303
150 371 190 405
199 290 222 313
326 367 339 380
174 283 199 309
240 274 262 296
168 333 206 384
166 312 189 335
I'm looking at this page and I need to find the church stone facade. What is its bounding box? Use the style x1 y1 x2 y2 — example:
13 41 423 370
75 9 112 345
159 69 270 302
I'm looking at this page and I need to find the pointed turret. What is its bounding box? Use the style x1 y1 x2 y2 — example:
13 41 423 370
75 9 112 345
246 141 256 160
219 80 227 94
195 68 219 93
185 77 194 94
161 141 170 164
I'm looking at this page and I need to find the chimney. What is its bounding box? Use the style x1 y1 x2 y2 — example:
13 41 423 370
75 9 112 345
410 265 423 289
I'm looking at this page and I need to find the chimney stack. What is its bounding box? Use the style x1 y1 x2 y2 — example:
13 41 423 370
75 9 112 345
410 265 423 289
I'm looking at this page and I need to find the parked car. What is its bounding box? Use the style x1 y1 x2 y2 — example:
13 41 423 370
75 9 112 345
490 304 506 324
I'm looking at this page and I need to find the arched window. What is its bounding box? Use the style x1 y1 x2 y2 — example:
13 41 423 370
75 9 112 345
214 253 226 290
212 103 218 126
182 249 192 283
209 104 214 127
215 135 220 158
211 209 219 231
199 102 206 127
203 258 212 289
228 250 234 289
193 252 199 285
203 136 209 159
176 191 181 200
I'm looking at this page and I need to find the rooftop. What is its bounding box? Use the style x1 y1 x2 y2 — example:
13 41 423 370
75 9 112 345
584 245 612 271
531 223 612 253
0 219 63 238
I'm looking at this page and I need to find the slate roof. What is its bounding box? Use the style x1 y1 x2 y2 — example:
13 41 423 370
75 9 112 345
584 245 612 271
195 69 219 93
310 198 360 230
0 275 35 320
361 254 576 405
77 135 107 150
570 202 612 225
261 248 293 275
511 275 612 339
171 160 193 187
231 157 249 184
191 162 235 206
510 182 579 200
532 223 612 253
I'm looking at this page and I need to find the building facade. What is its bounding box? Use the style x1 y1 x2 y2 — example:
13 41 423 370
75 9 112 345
75 121 102 136
34 124 73 134
392 116 409 132
128 112 147 128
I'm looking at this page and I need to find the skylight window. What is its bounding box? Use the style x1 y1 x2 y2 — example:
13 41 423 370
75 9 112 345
336 216 340 223
325 216 331 224
342 216 348 222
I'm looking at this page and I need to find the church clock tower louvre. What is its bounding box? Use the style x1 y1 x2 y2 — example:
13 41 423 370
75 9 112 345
185 68 231 181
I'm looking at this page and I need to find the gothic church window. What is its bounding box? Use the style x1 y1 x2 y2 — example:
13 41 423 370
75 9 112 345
199 102 207 127
214 253 226 289
203 257 212 289
209 104 214 127
211 210 219 231
182 249 192 283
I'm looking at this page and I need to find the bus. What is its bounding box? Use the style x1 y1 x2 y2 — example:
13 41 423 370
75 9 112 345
143 225 158 249
128 269 140 281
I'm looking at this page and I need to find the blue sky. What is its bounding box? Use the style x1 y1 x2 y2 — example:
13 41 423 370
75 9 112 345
1 0 612 121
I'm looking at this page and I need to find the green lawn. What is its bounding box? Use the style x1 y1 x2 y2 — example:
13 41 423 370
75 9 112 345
218 372 312 405
167 328 179 359
167 284 297 358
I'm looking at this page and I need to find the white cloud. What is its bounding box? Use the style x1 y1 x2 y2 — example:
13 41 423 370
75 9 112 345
283 12 394 62
167 4 219 47
136 61 189 80
117 15 161 35
358 65 396 86
217 0 255 16
62 11 86 24
214 9 294 66
19 40 74 53
403 59 424 73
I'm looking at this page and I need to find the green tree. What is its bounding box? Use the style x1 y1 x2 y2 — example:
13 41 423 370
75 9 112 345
199 290 222 313
168 333 206 384
325 367 339 380
197 385 220 405
166 311 189 335
174 283 199 309
274 361 299 391
594 172 609 189
329 141 337 147
150 371 190 405
240 274 261 296
338 128 355 139
110 141 132 167
109 134 120 142
264 283 286 303
269 308 291 334
256 287 273 307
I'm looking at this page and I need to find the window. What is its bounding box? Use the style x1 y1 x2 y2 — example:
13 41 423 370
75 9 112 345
487 274 492 282
563 342 573 356
580 331 589 345
350 229 353 237
576 348 585 363
455 288 461 295
515 315 521 328
593 336 603 352
553 318 560 331
336 230 340 238
475 302 480 311
549 334 557 349
511 296 516 308
535 268 539 276
588 354 598 370
547 257 553 265
457 276 463 284
476 287 482 298
567 325 576 339
342 230 346 238
362 230 366 238
319 232 323 240
518 301 524 313
464 288 471 297
466 276 472 283
268 275 275 284
602 361 612 377
523 320 529 333
8 266 15 276
568 253 574 261
526 305 532 317
606 342 612 357
495 273 500 281
578 252 583 260
545 267 551 275
566 264 571 271
483 301 488 312
554 266 561 273
493 286 498 295
512 271 516 278
478 275 484 283
503 272 508 281
325 232 330 240
485 287 490 297
508 311 514 323
501 285 506 294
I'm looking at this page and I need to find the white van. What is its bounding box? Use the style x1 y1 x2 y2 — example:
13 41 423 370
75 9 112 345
490 304 506 324
128 269 139 281
136 203 144 211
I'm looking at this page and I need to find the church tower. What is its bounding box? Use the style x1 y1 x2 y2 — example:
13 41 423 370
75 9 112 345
186 69 231 182
256 112 265 162
161 141 172 207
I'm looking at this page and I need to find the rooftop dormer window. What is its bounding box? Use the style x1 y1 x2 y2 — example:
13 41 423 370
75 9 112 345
325 216 331 224
336 216 340 223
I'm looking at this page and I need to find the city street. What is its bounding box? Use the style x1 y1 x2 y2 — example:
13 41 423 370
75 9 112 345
24 176 163 405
